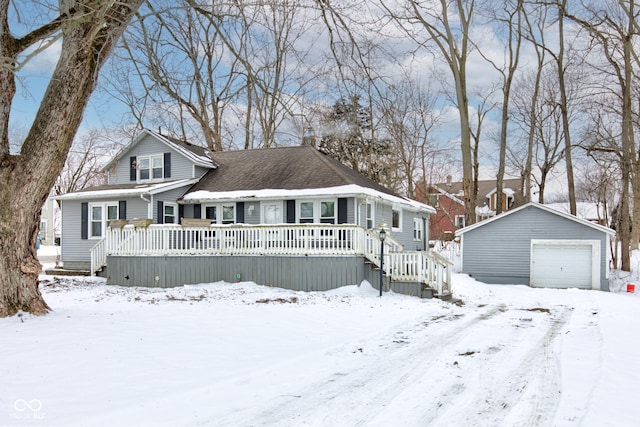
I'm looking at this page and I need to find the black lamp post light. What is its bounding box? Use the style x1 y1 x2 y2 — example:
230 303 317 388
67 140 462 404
379 222 387 297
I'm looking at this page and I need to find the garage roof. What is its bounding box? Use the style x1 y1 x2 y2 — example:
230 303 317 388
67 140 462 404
456 202 616 237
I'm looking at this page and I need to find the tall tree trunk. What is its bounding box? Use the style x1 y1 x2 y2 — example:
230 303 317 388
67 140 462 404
557 0 577 215
523 57 543 203
0 0 143 317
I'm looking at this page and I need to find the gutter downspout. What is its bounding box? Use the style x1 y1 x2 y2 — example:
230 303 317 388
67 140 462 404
140 194 151 219
422 216 428 251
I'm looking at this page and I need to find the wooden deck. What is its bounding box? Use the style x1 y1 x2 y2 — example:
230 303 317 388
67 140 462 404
92 224 452 297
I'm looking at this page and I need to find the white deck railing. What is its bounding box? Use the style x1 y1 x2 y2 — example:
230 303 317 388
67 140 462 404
91 223 452 295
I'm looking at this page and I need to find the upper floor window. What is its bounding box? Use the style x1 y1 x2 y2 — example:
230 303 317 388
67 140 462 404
455 215 465 229
429 194 439 207
138 154 164 181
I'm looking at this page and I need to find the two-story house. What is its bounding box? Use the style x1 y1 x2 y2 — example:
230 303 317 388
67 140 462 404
54 130 452 298
418 177 524 240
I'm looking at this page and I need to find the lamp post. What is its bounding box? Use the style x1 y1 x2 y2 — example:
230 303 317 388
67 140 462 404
379 223 387 297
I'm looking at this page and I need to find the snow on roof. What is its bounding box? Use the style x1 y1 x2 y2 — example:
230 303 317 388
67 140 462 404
54 179 199 201
182 184 435 214
544 202 608 222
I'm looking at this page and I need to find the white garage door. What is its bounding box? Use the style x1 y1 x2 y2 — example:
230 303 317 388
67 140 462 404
530 240 599 290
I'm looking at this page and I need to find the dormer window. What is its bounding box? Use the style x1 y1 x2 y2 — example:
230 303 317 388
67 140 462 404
138 154 164 182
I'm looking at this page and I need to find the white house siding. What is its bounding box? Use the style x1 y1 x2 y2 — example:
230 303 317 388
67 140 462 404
110 133 206 184
461 205 610 291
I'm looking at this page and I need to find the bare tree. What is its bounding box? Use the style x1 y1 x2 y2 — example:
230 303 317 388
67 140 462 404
554 0 578 215
532 82 566 203
116 0 325 150
377 79 445 197
0 0 143 317
476 0 524 214
518 0 549 202
54 130 123 195
112 0 246 151
382 0 478 225
564 0 639 270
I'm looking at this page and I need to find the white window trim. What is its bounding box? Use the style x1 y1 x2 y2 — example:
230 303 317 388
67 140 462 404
297 199 337 224
201 203 236 224
366 202 374 230
221 203 236 224
413 217 423 241
88 202 118 239
455 214 465 229
40 220 48 241
392 206 402 232
262 202 283 224
137 154 164 183
164 202 177 224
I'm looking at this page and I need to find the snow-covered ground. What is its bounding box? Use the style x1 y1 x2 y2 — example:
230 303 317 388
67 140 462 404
1 247 639 426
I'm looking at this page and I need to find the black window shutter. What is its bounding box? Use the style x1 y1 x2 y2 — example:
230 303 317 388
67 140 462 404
286 200 296 223
164 153 171 178
130 156 137 181
193 204 201 218
81 202 88 240
178 205 184 222
338 198 348 224
119 201 127 220
236 202 245 223
157 201 164 224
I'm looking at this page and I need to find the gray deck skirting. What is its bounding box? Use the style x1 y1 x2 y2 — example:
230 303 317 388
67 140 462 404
105 254 433 298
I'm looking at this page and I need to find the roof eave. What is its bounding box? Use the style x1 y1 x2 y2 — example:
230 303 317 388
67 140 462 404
456 202 616 237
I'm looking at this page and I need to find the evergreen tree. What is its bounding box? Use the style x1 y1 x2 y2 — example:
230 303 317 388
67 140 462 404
318 96 393 185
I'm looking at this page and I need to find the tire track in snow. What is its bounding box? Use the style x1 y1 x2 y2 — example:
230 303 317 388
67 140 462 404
212 303 509 426
425 305 572 427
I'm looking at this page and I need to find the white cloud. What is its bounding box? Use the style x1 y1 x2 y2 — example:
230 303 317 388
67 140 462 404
19 38 61 75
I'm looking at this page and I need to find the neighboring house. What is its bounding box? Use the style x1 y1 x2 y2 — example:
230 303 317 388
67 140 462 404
418 177 524 240
544 202 610 226
54 129 452 298
39 192 60 246
457 202 615 291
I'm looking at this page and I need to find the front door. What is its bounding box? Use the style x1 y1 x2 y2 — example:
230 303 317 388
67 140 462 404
262 202 282 224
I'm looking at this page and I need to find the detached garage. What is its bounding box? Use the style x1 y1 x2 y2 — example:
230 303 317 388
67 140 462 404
457 202 615 291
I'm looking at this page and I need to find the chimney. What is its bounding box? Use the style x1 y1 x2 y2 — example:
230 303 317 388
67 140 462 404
446 175 452 186
301 126 316 148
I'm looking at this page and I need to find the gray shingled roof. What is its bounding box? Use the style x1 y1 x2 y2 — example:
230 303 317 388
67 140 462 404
159 133 211 160
183 145 399 197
